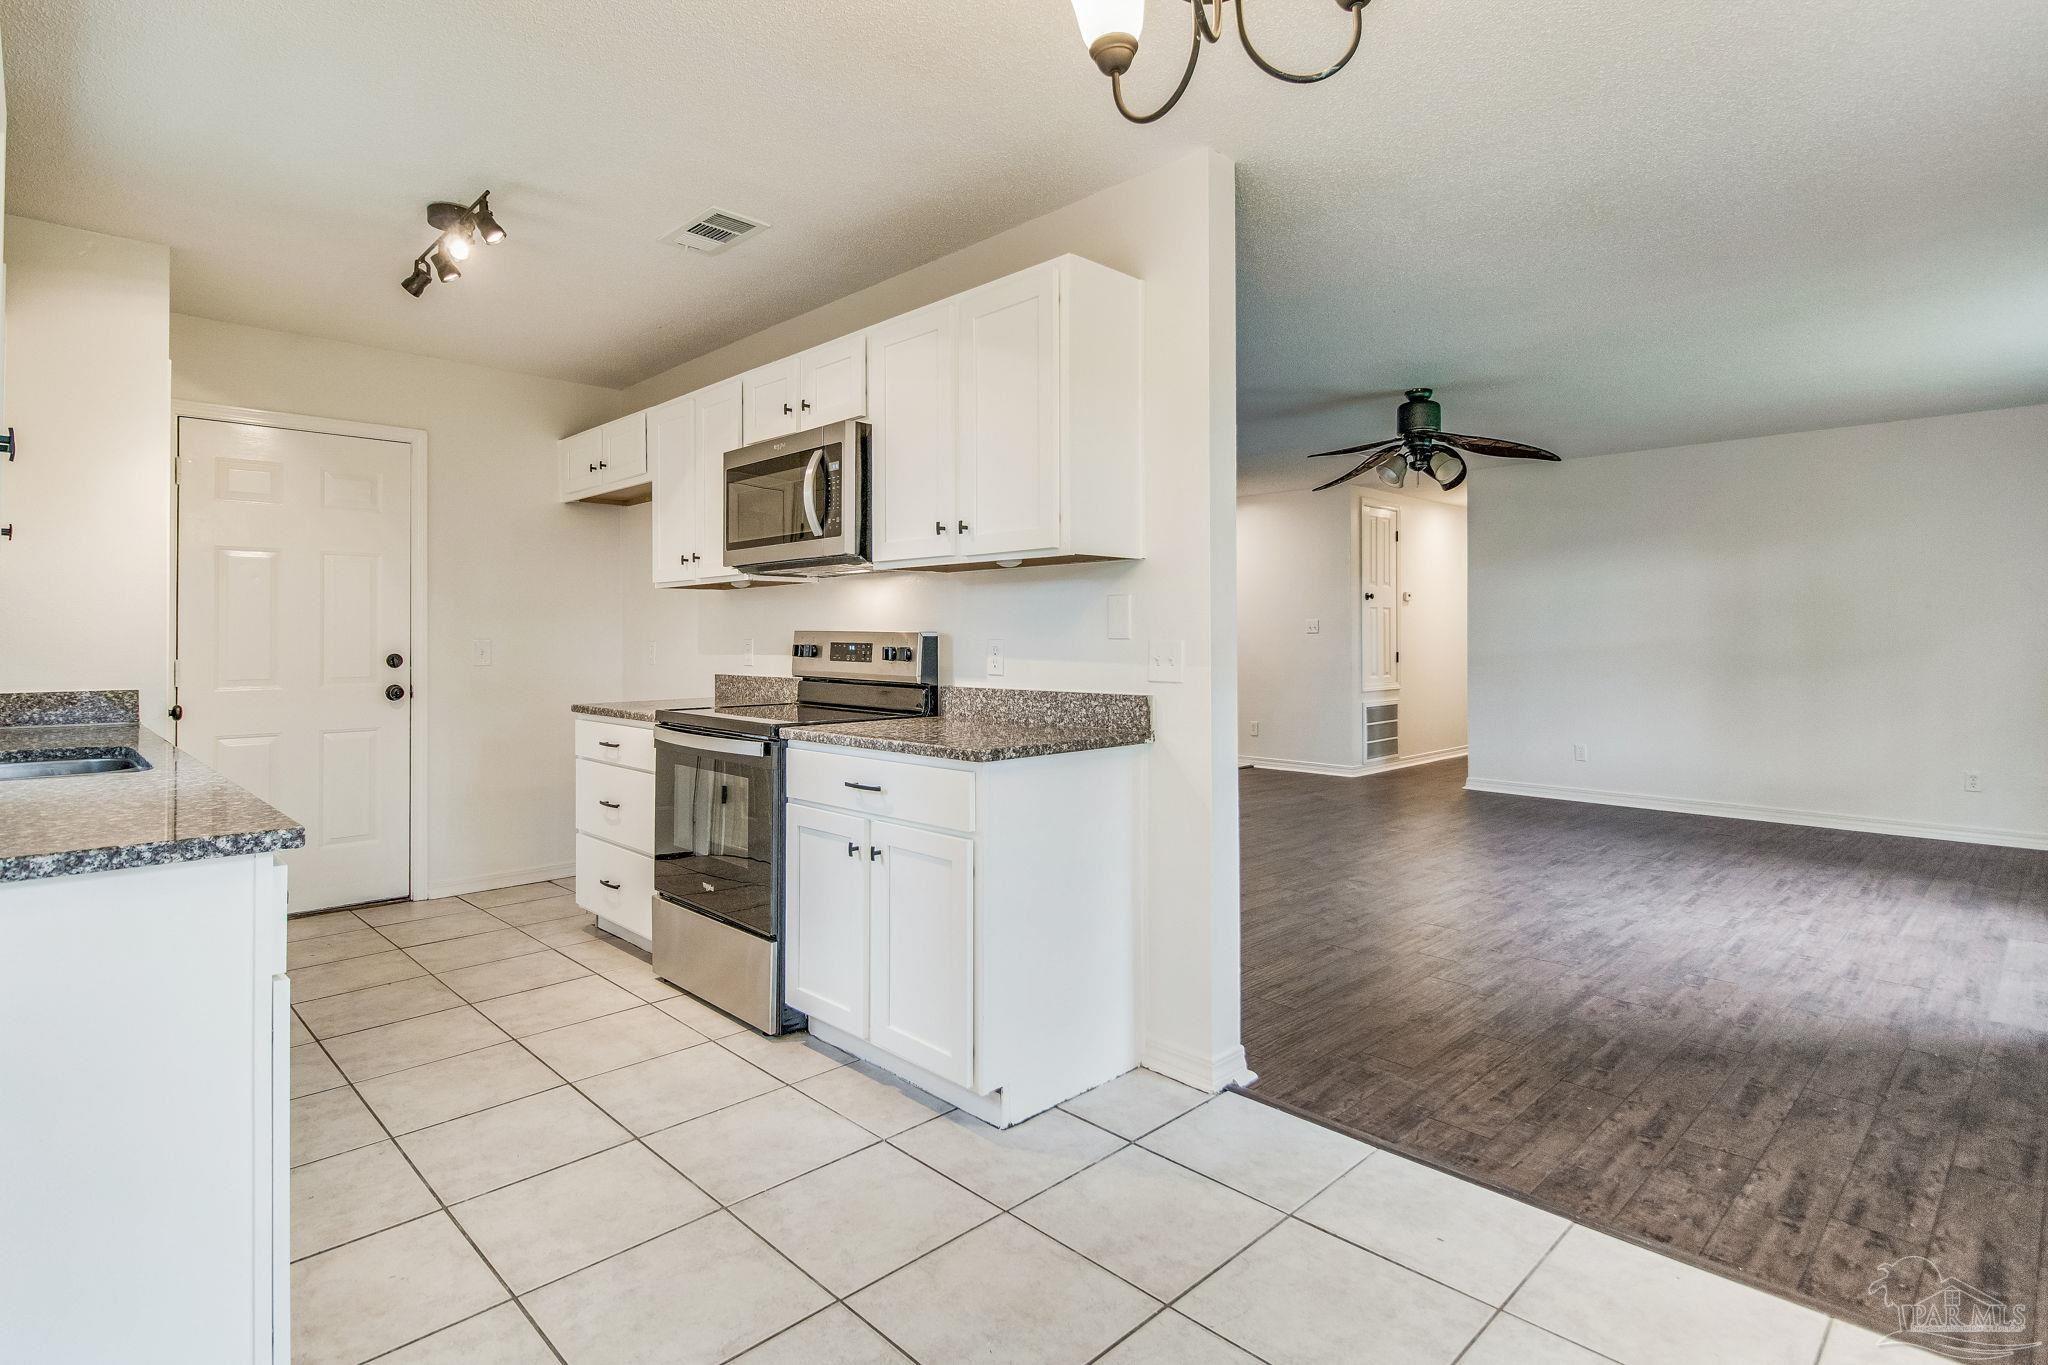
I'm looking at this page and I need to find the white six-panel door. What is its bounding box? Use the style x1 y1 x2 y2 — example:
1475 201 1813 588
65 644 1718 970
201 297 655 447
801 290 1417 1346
176 417 412 911
1362 503 1399 692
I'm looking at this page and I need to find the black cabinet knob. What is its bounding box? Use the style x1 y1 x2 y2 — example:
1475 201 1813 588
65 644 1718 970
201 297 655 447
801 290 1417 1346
385 684 406 702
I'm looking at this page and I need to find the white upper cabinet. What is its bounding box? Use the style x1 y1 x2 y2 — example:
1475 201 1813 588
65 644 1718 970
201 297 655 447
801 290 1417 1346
797 332 867 429
867 301 959 564
559 413 650 504
740 357 800 444
650 378 744 587
955 264 1061 560
560 426 603 498
870 255 1142 569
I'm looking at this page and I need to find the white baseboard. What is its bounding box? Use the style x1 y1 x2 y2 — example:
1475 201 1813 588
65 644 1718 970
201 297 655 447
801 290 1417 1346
1239 746 1468 780
425 861 576 901
1463 777 2048 851
1143 1037 1256 1093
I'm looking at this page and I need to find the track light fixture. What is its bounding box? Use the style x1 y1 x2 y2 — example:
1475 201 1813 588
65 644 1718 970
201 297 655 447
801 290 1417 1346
400 190 506 297
1071 0 1371 125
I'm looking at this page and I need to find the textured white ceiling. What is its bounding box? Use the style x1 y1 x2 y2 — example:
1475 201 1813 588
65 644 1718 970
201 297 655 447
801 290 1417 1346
4 0 2044 491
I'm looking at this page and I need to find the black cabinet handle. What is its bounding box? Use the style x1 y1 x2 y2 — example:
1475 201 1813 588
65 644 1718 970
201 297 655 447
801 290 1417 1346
935 521 946 535
847 841 860 857
690 552 701 563
783 403 793 415
597 799 621 810
598 460 608 470
598 878 621 890
958 520 969 533
801 399 811 411
598 740 621 749
588 463 598 473
869 847 883 861
844 781 883 792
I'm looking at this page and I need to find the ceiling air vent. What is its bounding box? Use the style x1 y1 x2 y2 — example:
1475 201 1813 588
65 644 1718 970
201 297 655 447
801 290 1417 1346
663 208 769 256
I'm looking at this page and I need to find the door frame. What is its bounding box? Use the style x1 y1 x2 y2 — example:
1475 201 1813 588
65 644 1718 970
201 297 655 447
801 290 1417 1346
170 401 433 903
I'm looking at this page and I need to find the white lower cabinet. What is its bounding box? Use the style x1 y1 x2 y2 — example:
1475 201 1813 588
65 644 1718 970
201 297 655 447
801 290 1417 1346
784 740 1142 1125
573 718 657 944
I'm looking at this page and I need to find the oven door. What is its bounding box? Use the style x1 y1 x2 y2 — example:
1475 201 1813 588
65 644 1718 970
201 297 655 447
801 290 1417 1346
722 421 868 573
652 727 781 939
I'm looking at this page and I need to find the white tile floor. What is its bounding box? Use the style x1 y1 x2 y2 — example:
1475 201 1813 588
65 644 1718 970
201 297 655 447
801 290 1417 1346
288 883 1951 1365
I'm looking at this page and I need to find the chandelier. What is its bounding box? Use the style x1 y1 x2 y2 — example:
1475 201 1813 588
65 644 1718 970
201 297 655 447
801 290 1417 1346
1070 0 1371 125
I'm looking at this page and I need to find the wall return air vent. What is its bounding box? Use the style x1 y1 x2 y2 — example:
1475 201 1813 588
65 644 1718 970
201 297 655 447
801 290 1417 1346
663 209 769 255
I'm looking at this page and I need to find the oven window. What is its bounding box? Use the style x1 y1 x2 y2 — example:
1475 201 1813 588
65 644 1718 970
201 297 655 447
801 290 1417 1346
727 442 841 550
655 746 776 937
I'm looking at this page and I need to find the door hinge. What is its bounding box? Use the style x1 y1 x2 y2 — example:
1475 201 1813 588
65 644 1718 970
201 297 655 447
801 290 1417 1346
1394 652 1401 663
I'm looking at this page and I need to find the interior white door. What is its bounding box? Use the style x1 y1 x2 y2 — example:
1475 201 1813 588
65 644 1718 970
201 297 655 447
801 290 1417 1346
867 301 959 564
694 379 744 582
649 395 700 585
955 264 1061 559
797 333 867 427
867 819 974 1088
785 804 871 1034
176 417 412 911
1362 503 1399 692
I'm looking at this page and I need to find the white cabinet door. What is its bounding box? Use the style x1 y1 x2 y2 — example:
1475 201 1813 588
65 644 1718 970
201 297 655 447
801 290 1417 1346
797 332 867 427
601 413 648 485
694 379 744 581
867 301 959 564
955 264 1061 558
867 820 974 1088
741 357 800 444
649 395 699 585
561 427 603 498
786 804 872 1035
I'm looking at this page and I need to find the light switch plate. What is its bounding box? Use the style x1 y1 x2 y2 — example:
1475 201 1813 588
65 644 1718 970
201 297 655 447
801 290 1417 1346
1306 618 1321 635
1147 638 1184 684
987 639 1005 677
1106 594 1133 641
471 638 493 667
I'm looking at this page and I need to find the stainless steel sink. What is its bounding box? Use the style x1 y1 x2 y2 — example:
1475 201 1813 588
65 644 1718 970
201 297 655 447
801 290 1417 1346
0 752 153 781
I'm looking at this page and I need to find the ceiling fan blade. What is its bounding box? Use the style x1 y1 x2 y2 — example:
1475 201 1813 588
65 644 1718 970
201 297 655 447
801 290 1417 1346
1305 437 1403 461
1436 433 1561 461
1312 449 1399 492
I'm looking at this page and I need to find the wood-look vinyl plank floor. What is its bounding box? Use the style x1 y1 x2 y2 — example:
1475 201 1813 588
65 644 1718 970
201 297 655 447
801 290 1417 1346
1240 759 2048 1359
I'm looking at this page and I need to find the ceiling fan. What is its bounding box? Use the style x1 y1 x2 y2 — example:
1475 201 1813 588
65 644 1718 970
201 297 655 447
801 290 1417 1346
1308 389 1561 492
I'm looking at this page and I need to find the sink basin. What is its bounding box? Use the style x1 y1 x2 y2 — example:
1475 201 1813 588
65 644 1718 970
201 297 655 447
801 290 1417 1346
0 751 154 781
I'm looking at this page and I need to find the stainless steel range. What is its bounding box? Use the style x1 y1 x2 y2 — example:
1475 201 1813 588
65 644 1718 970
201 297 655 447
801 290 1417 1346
649 631 938 1033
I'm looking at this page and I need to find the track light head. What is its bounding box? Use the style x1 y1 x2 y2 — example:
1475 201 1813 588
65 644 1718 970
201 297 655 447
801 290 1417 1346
472 194 506 246
427 240 462 283
442 228 471 262
400 258 432 297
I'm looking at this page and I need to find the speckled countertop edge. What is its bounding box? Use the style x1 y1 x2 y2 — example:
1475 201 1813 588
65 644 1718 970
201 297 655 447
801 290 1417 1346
570 699 709 724
793 716 1151 762
0 722 305 884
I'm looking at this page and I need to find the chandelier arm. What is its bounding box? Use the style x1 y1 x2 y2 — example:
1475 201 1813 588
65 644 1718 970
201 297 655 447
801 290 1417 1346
1233 0 1365 84
1110 11 1207 124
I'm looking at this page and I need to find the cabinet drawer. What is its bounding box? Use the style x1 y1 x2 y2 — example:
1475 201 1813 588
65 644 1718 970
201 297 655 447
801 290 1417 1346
575 719 655 772
575 833 654 941
575 759 654 853
788 746 975 833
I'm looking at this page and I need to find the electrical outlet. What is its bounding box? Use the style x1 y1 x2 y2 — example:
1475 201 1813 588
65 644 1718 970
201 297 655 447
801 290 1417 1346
1249 720 1261 738
1573 743 1589 763
1964 771 1983 793
1106 594 1133 641
743 637 755 670
471 638 493 667
1306 618 1321 635
1148 638 1184 684
987 640 1005 677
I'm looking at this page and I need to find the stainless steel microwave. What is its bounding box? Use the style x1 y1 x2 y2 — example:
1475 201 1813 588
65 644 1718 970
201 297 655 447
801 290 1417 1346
722 420 871 576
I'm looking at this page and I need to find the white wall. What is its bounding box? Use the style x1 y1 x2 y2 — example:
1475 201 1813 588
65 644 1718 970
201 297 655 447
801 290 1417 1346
1468 403 2048 846
1236 486 1468 772
169 315 625 894
615 151 1246 1088
0 218 173 730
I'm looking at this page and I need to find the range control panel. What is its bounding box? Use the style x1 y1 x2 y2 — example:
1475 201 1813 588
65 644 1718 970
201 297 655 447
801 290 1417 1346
791 630 939 685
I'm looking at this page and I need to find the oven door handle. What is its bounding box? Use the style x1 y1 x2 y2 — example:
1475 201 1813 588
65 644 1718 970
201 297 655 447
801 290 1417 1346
800 449 826 539
654 727 771 759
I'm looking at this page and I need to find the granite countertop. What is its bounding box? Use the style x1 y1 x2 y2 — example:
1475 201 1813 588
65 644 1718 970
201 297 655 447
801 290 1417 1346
570 699 709 724
0 723 305 883
794 713 1152 763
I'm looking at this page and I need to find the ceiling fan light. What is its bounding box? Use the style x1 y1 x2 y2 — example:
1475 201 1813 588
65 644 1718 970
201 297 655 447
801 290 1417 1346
1377 460 1408 489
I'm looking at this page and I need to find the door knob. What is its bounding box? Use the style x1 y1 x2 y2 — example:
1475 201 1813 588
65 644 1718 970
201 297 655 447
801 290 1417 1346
1363 592 1375 601
385 684 407 701
385 653 404 668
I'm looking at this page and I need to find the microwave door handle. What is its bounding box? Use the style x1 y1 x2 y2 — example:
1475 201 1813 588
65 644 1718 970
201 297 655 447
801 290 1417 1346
800 450 826 539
